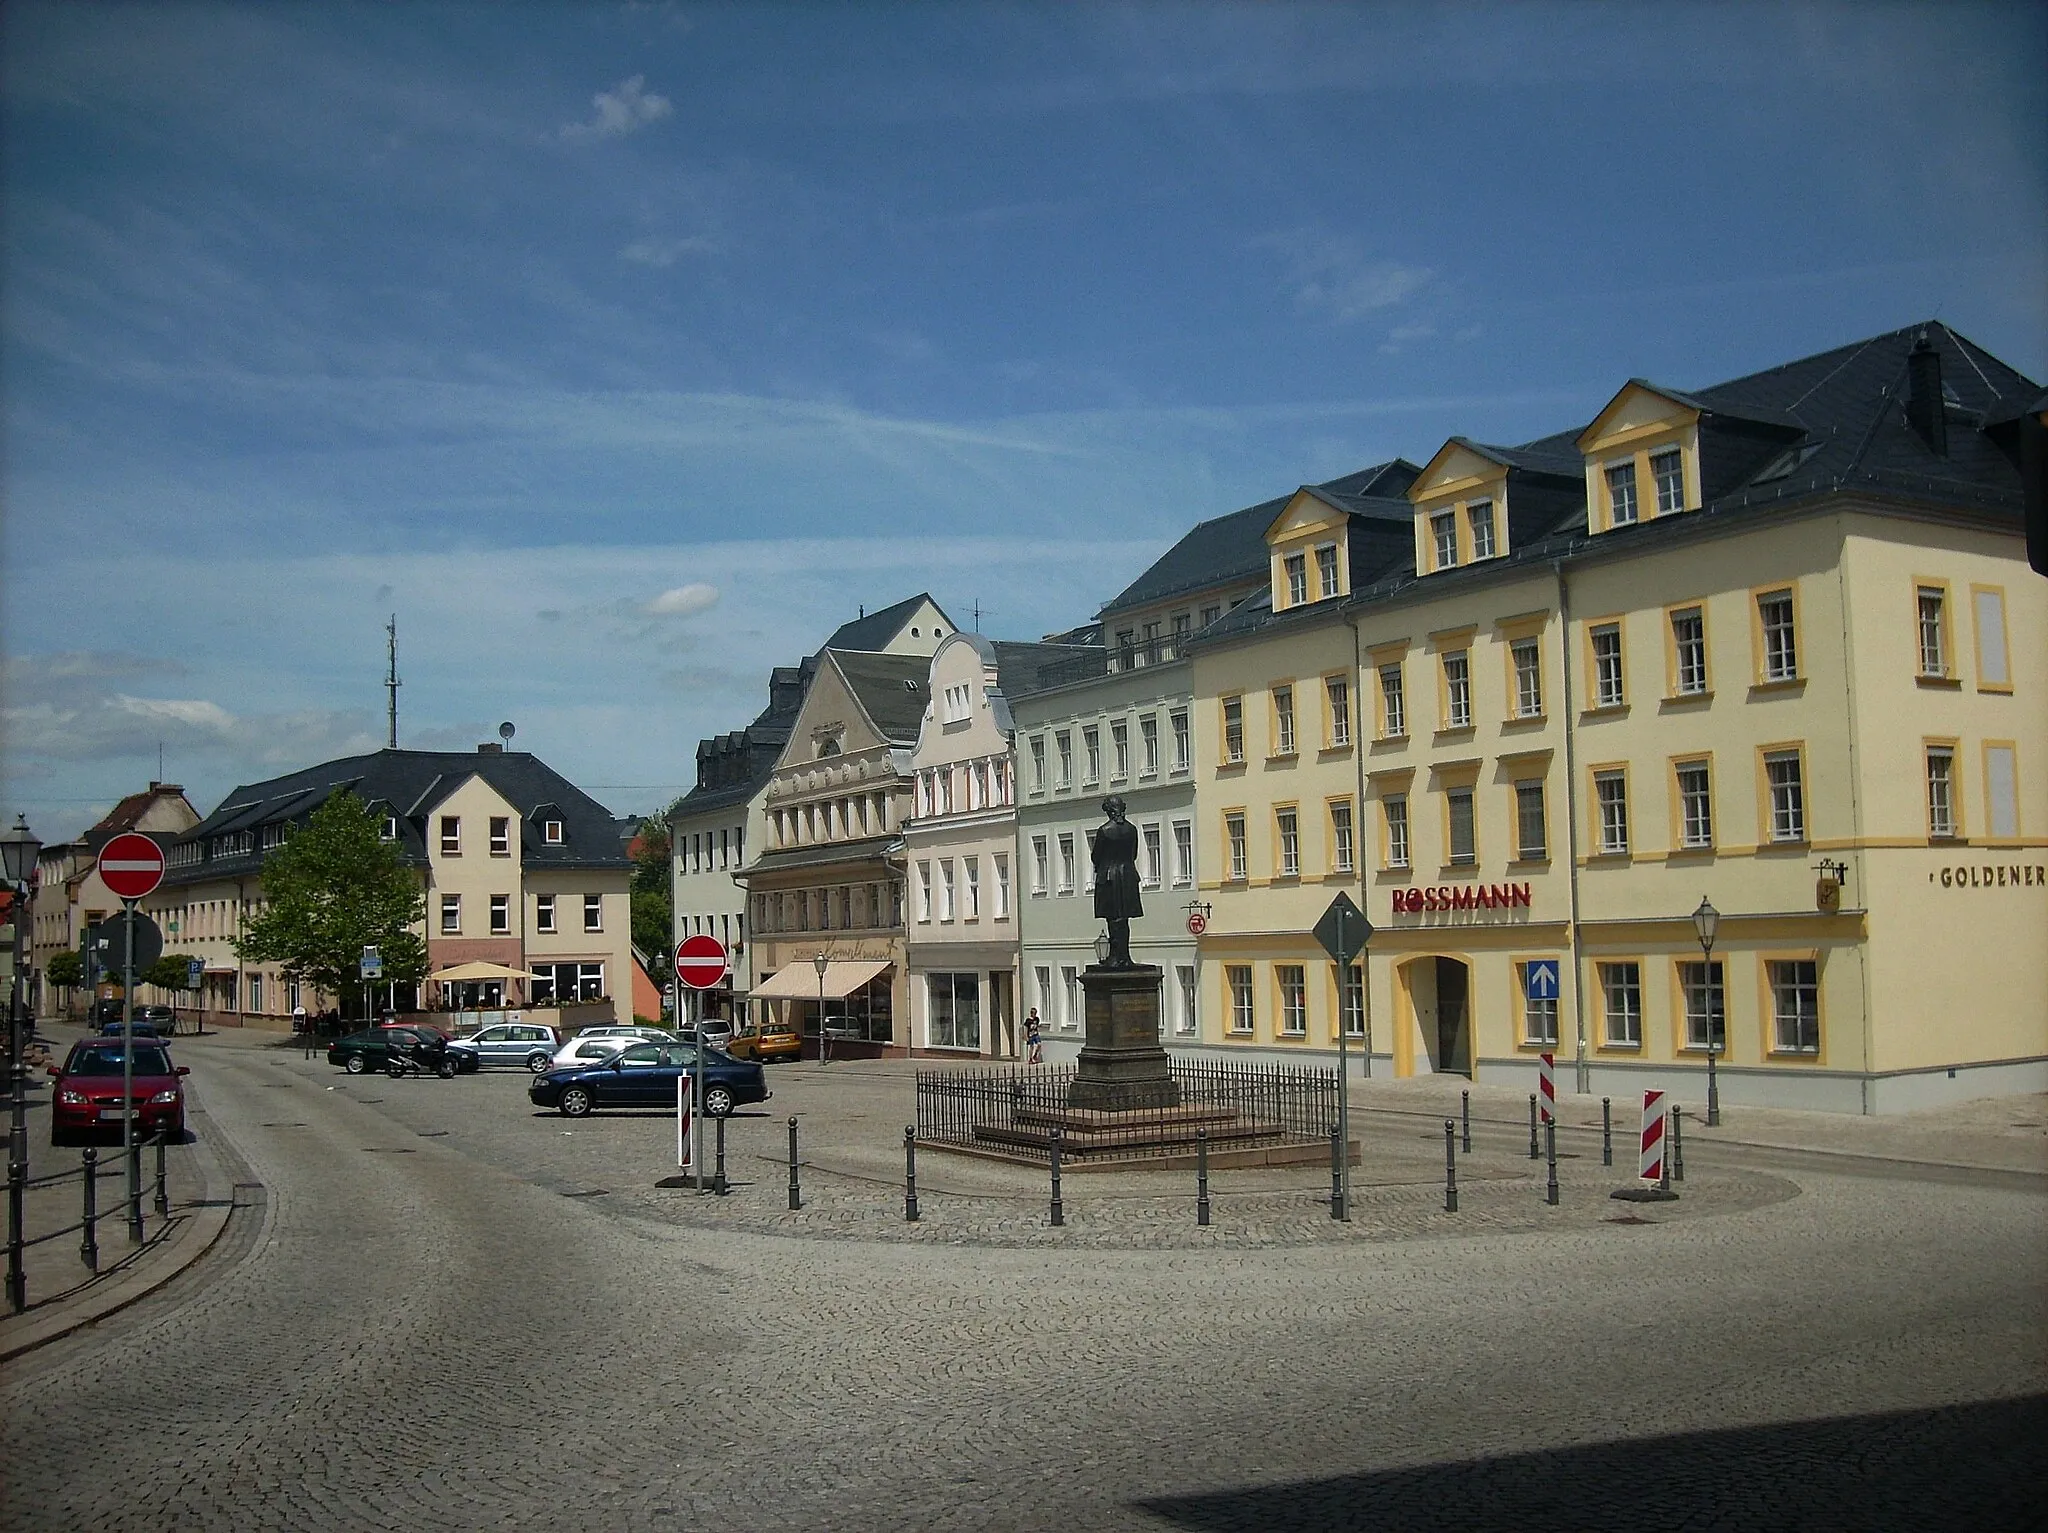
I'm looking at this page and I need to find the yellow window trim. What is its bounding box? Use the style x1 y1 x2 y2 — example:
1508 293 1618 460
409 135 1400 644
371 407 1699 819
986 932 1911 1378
1747 580 1803 687
1668 750 1716 855
1753 740 1809 849
1969 582 2013 693
1587 759 1632 859
1670 952 1734 1063
1981 739 2022 843
1580 613 1629 712
1591 956 1648 1053
1501 626 1547 724
1755 949 1826 1066
1660 597 1713 702
1910 574 1955 682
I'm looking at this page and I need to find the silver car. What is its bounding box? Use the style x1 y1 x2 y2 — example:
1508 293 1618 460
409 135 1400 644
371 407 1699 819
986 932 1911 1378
547 1027 676 1070
446 1021 562 1073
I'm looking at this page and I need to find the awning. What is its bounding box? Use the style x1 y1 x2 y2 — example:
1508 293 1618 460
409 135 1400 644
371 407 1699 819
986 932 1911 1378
429 961 542 983
751 960 891 1000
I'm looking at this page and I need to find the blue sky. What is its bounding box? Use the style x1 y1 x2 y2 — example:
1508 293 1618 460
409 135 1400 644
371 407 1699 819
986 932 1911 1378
4 1 2043 843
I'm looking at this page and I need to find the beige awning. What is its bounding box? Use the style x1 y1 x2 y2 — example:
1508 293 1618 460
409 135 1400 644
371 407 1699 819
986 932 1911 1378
429 961 542 983
751 959 891 1000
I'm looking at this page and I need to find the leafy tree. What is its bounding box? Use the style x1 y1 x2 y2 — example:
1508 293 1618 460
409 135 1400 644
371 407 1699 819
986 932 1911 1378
237 791 427 1016
144 953 201 992
630 816 673 964
46 950 83 990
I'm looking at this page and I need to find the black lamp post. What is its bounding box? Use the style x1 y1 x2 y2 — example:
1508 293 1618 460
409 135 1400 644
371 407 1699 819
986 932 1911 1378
813 952 830 1066
1692 895 1721 1127
3 814 43 1314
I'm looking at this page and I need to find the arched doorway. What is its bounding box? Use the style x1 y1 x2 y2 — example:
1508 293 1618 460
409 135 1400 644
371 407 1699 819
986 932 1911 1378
1397 955 1473 1078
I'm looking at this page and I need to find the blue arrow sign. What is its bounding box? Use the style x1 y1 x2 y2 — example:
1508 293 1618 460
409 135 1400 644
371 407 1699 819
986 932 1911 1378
1525 959 1561 1001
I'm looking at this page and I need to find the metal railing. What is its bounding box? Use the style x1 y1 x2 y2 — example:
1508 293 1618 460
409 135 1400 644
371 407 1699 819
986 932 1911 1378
6 1132 174 1314
915 1058 1339 1164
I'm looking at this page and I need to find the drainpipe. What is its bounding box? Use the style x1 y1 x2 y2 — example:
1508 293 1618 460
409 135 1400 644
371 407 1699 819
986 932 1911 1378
1553 561 1591 1095
1835 547 1876 1113
1351 610 1374 1077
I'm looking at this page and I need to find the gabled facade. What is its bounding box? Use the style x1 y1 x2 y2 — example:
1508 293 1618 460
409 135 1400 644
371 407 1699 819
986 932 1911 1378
1182 321 2046 1113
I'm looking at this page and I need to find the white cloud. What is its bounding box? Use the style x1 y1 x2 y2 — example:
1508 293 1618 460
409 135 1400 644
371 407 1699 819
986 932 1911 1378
620 235 716 267
645 582 719 617
1253 228 1432 323
560 75 673 142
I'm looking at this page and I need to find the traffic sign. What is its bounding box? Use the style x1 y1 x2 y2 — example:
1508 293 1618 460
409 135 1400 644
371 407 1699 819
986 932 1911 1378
187 958 205 988
1312 892 1373 966
103 910 163 973
97 832 165 900
675 934 729 991
360 945 383 980
1524 959 1561 1001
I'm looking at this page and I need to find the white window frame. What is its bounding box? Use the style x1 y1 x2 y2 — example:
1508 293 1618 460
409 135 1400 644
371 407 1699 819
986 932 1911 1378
1592 624 1625 708
1512 637 1542 717
1330 800 1355 873
1172 820 1194 887
535 893 556 934
1677 761 1713 848
1226 813 1248 881
1170 709 1192 773
1326 675 1351 747
1276 808 1300 877
1141 823 1163 890
441 893 461 935
1443 651 1471 729
1759 591 1798 681
1601 962 1642 1046
1139 715 1160 778
1384 795 1410 870
1672 607 1707 695
1769 959 1820 1054
1595 771 1629 855
1315 543 1340 598
1031 836 1049 896
1285 552 1309 606
1651 447 1684 515
1379 664 1406 737
1273 686 1296 755
489 893 510 935
1468 499 1495 560
1606 460 1638 526
583 893 603 933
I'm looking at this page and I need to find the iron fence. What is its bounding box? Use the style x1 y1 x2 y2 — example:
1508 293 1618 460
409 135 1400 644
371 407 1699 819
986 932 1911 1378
915 1058 1340 1163
6 1132 174 1314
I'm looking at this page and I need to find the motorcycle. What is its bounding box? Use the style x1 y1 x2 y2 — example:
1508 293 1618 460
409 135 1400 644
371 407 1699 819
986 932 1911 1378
387 1038 455 1080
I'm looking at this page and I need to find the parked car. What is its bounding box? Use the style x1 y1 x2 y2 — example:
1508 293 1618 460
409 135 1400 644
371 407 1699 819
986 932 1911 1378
677 1020 735 1052
528 1041 769 1119
326 1026 477 1075
97 1014 164 1039
50 1039 189 1145
444 1021 562 1073
547 1027 674 1070
723 1019 802 1063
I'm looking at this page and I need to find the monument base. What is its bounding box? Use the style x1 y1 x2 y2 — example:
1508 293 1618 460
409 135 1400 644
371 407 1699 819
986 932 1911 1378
1070 963 1180 1110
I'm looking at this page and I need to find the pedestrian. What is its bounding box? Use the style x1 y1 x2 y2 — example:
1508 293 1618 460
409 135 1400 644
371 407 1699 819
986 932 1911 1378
1025 1008 1044 1066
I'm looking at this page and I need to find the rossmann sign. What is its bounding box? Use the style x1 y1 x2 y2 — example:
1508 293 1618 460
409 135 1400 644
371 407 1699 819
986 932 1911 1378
1391 882 1533 915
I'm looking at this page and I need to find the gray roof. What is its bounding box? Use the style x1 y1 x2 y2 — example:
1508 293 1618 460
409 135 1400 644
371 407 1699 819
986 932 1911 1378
823 592 951 653
170 748 629 886
1100 459 1421 616
829 651 932 744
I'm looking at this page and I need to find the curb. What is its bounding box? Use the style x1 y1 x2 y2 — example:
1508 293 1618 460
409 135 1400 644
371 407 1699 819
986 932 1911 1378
0 1113 246 1364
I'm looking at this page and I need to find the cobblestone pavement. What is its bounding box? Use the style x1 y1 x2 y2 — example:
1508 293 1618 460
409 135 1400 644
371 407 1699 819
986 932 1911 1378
2 1032 2042 1530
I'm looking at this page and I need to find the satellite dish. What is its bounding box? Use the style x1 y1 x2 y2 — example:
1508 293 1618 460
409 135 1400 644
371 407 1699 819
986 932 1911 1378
498 721 515 744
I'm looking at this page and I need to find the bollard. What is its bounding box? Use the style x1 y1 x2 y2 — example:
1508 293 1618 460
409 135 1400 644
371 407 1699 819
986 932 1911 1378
1329 1124 1346 1221
1658 1121 1673 1192
1671 1105 1685 1183
154 1133 171 1219
1461 1089 1471 1153
904 1126 920 1223
1601 1097 1613 1167
80 1147 100 1274
1444 1119 1458 1214
1196 1128 1211 1227
1528 1094 1540 1159
714 1115 728 1196
127 1138 144 1244
787 1117 801 1211
1049 1130 1064 1227
1545 1118 1559 1206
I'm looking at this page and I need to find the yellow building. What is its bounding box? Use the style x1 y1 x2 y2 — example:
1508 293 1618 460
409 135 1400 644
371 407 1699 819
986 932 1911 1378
1190 323 2045 1112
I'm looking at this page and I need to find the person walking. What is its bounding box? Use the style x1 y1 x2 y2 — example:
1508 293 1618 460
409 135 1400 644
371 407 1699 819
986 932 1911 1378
1025 1008 1044 1065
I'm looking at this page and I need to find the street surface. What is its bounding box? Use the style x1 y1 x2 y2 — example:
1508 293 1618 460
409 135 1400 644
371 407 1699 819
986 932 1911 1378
2 1031 2043 1531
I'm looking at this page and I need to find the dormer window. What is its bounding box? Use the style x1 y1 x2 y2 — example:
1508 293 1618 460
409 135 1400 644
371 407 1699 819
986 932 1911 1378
1285 552 1308 606
1651 449 1684 515
1316 544 1340 598
1468 502 1495 560
381 815 398 842
543 819 563 844
1605 462 1639 526
1431 511 1458 571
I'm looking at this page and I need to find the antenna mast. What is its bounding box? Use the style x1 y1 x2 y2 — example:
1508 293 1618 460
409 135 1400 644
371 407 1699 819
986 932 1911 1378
385 615 402 749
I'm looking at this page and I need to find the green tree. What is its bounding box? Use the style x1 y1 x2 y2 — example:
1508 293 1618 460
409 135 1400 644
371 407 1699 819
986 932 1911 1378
237 791 427 1017
630 816 673 964
144 953 200 992
46 950 83 990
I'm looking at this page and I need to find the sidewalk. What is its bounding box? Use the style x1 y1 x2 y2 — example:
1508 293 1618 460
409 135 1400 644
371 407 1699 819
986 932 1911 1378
0 1019 247 1362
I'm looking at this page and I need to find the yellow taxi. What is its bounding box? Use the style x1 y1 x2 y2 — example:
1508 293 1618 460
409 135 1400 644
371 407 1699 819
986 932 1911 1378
724 1018 803 1063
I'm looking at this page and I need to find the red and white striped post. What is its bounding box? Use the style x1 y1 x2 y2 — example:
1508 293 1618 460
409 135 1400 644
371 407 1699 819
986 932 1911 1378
1538 1052 1556 1124
1639 1090 1667 1182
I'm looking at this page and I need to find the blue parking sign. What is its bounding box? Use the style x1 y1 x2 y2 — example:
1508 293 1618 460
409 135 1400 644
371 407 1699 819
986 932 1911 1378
1524 959 1561 1001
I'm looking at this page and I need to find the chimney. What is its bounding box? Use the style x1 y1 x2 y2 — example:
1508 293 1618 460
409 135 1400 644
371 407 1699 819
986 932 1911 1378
477 742 502 754
1906 332 1948 458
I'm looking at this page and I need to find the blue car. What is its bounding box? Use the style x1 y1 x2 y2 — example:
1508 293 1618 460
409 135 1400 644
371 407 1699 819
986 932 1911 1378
528 1040 769 1120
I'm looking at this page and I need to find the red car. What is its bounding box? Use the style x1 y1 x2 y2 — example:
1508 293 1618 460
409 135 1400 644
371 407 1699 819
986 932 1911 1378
49 1039 189 1146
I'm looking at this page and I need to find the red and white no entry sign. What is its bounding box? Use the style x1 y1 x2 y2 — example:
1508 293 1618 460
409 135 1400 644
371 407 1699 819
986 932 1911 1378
674 934 730 991
97 832 166 901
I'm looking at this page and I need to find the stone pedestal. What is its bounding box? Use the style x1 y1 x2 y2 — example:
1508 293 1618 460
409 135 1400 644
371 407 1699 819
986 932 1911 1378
1070 964 1180 1110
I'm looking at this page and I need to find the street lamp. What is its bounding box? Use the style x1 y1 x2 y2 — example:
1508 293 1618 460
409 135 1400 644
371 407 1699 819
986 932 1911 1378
1691 895 1721 1127
813 952 830 1066
3 814 43 1314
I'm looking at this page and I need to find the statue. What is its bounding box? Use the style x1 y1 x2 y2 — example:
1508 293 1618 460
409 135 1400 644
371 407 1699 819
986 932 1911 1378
1091 796 1143 967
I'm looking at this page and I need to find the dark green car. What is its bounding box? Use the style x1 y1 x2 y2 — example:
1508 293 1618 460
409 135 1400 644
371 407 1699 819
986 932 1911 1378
325 1026 476 1075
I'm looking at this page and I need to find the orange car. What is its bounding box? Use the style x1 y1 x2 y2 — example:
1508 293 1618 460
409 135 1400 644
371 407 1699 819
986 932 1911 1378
724 1020 803 1062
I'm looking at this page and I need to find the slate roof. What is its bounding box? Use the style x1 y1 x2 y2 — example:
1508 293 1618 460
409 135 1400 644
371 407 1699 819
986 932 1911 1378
1101 459 1421 615
828 651 933 745
1195 321 2037 650
168 748 629 887
670 663 812 823
822 592 951 653
990 640 1100 699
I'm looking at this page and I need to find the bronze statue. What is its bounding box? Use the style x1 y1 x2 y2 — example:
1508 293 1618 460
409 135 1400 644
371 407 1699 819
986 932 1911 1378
1092 796 1143 967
